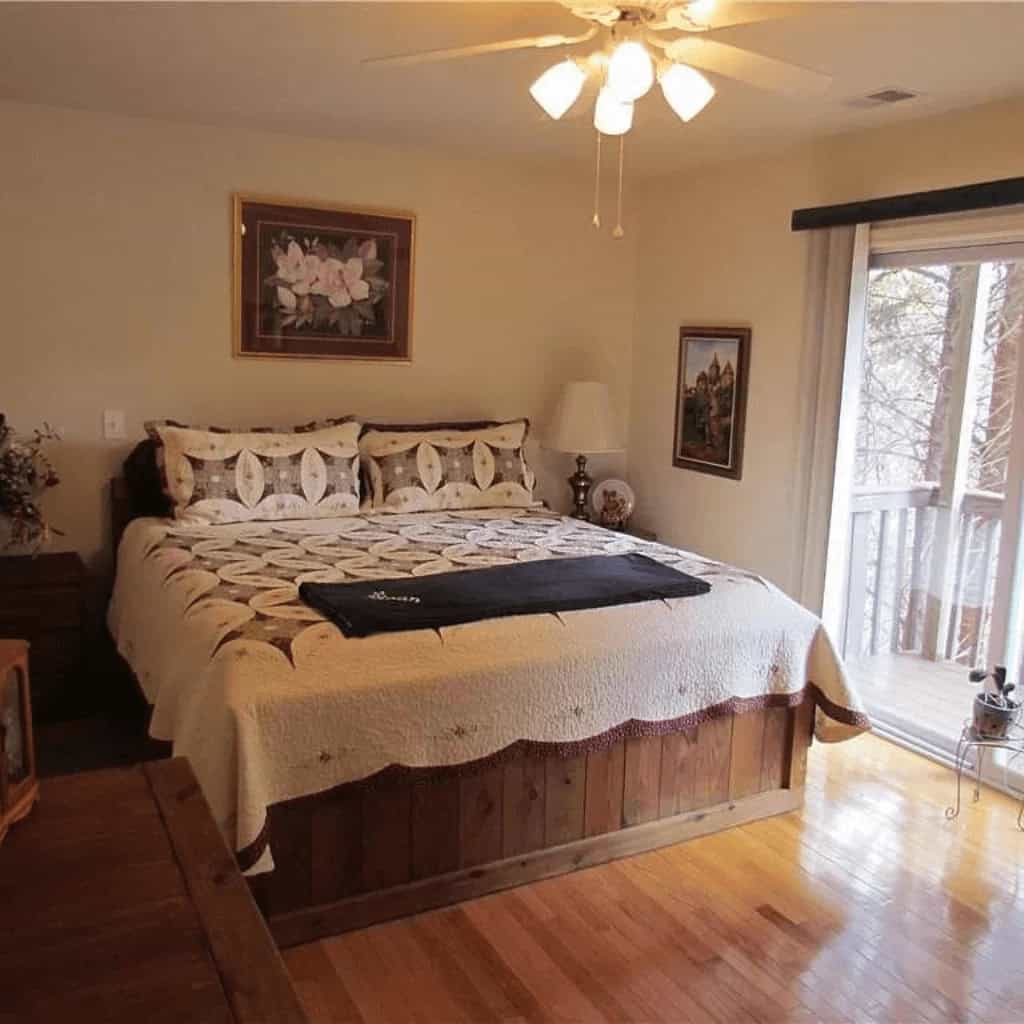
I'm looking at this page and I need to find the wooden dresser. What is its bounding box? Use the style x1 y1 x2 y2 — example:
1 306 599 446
0 758 308 1024
0 552 88 720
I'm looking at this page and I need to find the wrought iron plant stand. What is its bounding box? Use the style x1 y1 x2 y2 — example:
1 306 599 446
946 715 1024 831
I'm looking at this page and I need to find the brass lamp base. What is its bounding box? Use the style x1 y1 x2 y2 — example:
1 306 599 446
568 453 593 521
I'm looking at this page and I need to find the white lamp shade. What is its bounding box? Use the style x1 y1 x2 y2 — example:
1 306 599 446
660 63 715 122
606 40 654 102
530 60 586 120
593 86 634 136
547 381 624 454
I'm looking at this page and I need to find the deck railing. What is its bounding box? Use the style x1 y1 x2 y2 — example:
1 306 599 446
844 484 1004 665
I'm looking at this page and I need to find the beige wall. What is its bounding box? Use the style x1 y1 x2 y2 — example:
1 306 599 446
628 96 1024 595
1 102 635 570
6 94 1024 595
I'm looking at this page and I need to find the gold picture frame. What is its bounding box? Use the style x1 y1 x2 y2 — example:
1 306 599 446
233 193 415 362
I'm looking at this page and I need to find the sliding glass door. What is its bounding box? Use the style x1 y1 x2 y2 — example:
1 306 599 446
832 240 1024 771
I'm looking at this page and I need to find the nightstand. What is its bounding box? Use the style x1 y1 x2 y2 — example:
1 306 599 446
0 553 87 721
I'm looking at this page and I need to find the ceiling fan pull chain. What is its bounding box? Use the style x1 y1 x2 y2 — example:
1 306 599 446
613 134 625 239
592 130 602 229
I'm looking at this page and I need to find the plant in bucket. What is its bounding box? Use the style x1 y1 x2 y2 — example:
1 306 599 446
968 666 1020 739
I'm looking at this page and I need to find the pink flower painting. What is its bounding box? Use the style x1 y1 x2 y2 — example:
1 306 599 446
235 196 413 361
268 235 388 333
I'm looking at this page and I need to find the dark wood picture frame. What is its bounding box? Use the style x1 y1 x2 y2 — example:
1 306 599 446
0 640 39 846
672 326 750 480
234 194 414 362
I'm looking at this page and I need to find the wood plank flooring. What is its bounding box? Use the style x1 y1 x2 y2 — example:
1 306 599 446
283 734 1024 1023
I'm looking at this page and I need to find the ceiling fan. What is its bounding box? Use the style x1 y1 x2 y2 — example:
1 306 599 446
363 1 833 235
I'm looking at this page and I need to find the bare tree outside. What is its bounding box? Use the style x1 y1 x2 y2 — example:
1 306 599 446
850 259 1024 665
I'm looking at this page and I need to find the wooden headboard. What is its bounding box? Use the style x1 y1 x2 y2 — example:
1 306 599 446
110 477 137 557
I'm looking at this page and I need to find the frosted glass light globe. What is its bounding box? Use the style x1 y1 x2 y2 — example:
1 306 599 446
529 60 587 120
606 41 654 102
660 63 715 122
593 86 634 136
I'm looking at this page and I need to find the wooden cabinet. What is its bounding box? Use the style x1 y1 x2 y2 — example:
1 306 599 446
0 640 38 845
0 552 87 720
0 758 308 1023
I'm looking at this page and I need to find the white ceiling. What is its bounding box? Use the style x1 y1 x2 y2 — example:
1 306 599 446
1 2 1023 176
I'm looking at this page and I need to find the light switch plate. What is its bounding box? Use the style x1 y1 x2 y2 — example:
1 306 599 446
103 409 126 440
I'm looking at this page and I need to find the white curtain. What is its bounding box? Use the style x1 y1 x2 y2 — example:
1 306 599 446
792 224 869 624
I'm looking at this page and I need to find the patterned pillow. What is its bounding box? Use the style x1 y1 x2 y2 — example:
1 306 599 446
359 419 536 511
146 418 362 523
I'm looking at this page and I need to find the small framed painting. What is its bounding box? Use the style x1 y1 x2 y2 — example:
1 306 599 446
234 194 414 361
672 326 750 480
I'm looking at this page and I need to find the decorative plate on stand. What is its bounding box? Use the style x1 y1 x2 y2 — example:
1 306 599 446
591 478 636 529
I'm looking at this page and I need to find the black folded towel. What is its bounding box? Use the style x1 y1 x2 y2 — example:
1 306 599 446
299 552 710 638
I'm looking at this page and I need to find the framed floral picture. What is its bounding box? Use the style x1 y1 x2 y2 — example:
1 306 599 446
234 194 414 361
672 326 750 480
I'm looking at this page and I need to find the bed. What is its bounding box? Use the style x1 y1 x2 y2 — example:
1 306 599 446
107 469 867 947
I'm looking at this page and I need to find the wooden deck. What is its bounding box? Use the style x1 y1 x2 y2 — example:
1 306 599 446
283 734 1024 1023
846 651 974 749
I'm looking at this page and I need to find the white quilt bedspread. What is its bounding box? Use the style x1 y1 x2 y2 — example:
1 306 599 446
107 509 867 873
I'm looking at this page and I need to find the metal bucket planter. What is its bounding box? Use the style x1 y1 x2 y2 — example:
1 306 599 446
973 694 1017 739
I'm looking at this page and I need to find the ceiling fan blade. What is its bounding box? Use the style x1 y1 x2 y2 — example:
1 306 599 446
664 38 831 97
650 2 808 33
558 1 623 28
363 29 596 68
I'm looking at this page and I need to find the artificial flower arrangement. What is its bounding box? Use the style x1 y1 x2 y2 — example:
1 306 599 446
0 414 61 550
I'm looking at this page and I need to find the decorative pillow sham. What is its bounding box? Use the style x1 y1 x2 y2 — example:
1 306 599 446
146 418 362 523
359 418 536 511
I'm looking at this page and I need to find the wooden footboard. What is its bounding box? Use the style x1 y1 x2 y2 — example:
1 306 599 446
252 700 815 948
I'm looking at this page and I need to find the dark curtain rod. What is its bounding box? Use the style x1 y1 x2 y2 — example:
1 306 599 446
791 176 1024 232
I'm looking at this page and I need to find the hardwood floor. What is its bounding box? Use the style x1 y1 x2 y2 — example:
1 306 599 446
283 734 1024 1023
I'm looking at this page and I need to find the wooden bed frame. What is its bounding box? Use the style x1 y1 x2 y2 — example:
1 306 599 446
110 477 814 948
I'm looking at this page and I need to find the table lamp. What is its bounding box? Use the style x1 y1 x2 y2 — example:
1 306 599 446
547 381 624 520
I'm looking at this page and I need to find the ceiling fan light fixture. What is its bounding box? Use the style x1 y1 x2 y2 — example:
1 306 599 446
594 85 633 136
686 0 716 24
659 62 715 122
606 40 654 102
529 59 587 120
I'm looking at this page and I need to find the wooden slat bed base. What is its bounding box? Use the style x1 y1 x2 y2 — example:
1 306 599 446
252 700 814 948
270 787 801 949
109 474 817 945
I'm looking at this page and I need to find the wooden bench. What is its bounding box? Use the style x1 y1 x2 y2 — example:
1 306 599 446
0 759 307 1023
